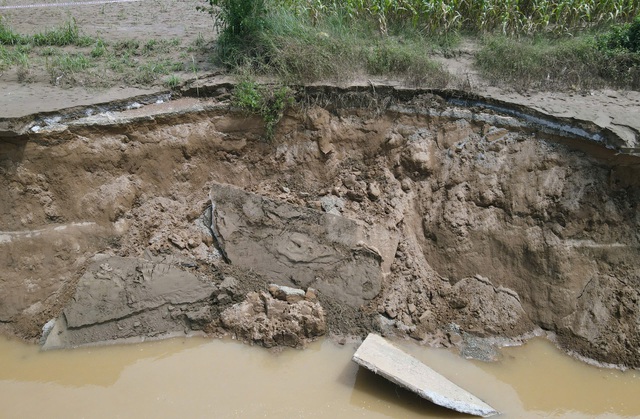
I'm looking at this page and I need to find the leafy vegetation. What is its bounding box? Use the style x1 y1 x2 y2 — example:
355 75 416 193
232 75 293 141
201 1 451 85
165 74 181 88
597 15 640 53
476 16 640 90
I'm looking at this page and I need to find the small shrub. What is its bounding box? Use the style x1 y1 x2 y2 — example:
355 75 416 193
598 15 640 53
202 0 267 64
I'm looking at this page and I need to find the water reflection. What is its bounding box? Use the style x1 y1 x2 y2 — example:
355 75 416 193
351 368 463 418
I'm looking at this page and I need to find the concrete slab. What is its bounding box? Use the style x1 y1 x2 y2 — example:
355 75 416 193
352 333 498 417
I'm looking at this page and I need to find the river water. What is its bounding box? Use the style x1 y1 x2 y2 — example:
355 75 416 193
0 336 639 418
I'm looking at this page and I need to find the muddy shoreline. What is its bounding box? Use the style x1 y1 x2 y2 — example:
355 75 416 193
1 83 639 369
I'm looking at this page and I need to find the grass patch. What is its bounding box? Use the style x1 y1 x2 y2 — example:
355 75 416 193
32 20 94 47
0 16 207 88
0 18 24 45
1 18 95 47
113 39 140 55
476 21 640 91
132 60 173 84
142 38 180 55
232 75 294 141
164 74 181 88
213 6 451 86
50 52 92 72
0 45 29 70
90 39 107 58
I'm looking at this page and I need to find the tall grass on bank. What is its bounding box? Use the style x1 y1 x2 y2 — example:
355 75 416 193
476 18 640 90
207 4 451 85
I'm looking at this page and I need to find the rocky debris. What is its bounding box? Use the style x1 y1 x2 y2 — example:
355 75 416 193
367 182 381 200
445 275 532 337
319 195 345 215
483 126 509 142
269 283 306 303
42 255 217 349
401 130 440 176
220 286 326 348
353 333 498 417
209 182 395 308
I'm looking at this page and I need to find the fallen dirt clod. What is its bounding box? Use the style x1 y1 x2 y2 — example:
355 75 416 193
1 85 639 368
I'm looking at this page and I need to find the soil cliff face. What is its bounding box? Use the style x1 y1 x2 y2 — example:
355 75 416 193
0 91 638 367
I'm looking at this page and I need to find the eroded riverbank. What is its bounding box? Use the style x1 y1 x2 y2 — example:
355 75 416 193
1 85 639 368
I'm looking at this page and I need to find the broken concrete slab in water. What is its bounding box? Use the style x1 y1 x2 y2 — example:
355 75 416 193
209 182 398 308
353 333 498 417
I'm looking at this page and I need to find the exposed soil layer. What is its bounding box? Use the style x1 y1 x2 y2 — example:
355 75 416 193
1 86 639 368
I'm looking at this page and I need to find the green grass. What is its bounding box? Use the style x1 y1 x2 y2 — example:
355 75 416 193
476 20 640 90
90 39 107 58
1 19 95 47
50 52 92 72
132 60 173 84
142 38 180 55
232 75 294 140
164 74 181 88
0 16 200 87
32 20 94 47
0 44 29 70
213 7 451 86
0 19 24 45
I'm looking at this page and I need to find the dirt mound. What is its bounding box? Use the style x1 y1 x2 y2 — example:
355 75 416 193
1 87 639 367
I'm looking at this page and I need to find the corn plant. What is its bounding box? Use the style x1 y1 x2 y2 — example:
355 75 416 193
272 0 640 34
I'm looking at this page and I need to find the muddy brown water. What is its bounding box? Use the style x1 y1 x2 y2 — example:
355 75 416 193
1 336 639 419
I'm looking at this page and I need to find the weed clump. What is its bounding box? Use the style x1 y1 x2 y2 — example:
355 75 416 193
476 16 640 91
232 76 293 141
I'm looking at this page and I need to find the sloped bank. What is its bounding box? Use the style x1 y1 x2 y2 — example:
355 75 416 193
0 85 638 368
